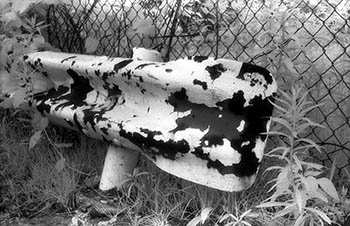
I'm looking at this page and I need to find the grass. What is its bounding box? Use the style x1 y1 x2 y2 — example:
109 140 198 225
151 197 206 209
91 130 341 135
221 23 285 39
0 109 104 217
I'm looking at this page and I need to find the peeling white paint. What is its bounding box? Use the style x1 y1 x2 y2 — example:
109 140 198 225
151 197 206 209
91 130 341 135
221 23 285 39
155 152 254 192
236 120 245 132
241 141 250 147
173 127 209 148
203 139 241 165
252 138 265 161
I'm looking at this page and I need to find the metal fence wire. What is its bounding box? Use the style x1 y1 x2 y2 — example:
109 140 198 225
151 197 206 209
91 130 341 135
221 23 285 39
46 0 350 176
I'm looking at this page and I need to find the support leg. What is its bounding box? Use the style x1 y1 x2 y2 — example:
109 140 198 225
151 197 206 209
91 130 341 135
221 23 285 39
99 145 139 191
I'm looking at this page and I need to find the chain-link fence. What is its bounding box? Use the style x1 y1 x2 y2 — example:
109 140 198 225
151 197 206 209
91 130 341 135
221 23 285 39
46 0 350 176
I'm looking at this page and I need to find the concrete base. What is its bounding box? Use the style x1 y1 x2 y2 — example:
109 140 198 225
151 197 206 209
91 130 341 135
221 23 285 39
99 144 139 191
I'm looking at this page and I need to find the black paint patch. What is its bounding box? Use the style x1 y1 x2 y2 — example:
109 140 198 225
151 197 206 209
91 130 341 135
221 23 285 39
73 113 84 132
136 82 147 94
95 69 100 76
135 63 156 70
35 100 51 115
118 124 190 160
165 68 173 73
173 88 188 101
101 127 109 135
82 107 109 132
34 58 43 67
102 72 109 81
193 56 208 63
193 79 208 90
140 128 161 136
101 71 115 81
237 63 273 85
103 84 122 98
48 69 94 110
205 63 226 80
216 90 245 115
34 86 69 114
121 70 132 80
137 75 144 82
240 95 274 141
114 59 133 72
60 56 77 63
166 88 188 109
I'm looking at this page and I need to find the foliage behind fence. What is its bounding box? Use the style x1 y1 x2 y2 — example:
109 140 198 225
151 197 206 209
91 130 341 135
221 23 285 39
46 0 350 175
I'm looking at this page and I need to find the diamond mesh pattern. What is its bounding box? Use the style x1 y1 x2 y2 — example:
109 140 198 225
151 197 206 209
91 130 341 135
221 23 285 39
46 0 350 176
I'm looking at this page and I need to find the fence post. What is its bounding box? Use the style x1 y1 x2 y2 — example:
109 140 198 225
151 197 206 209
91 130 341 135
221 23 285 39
164 0 182 61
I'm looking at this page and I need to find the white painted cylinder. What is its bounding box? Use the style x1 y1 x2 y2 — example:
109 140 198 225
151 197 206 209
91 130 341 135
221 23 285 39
99 145 139 191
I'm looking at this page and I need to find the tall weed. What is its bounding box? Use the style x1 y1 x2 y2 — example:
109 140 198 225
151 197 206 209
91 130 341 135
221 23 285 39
258 85 339 226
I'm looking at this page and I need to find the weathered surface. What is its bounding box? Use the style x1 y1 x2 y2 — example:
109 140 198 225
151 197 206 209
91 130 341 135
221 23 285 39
23 51 277 191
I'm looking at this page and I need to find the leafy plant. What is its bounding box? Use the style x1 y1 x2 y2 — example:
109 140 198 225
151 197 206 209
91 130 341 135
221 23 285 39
186 207 212 226
0 0 62 151
218 209 258 226
258 85 339 226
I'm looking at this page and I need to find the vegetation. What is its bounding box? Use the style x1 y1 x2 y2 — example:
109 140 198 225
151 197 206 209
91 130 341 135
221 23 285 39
258 86 341 226
0 0 349 225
